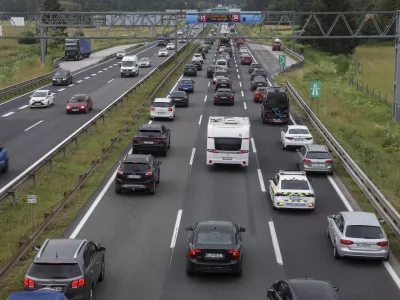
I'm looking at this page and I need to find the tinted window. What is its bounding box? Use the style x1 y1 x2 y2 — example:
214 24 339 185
196 230 233 245
265 94 289 107
121 163 149 172
153 102 172 107
138 130 161 137
306 151 330 159
170 91 186 97
70 96 87 103
27 263 82 279
139 58 149 62
215 72 227 77
55 71 67 76
180 80 192 84
121 61 134 67
214 138 242 151
216 90 232 95
288 129 310 135
281 180 310 190
345 225 384 239
254 77 266 82
217 61 227 65
32 91 47 97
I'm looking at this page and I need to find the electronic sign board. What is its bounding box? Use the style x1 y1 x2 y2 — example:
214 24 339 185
185 12 261 24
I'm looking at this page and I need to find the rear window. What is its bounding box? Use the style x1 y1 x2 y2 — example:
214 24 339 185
306 151 330 159
214 138 242 151
257 88 267 92
196 230 233 245
137 130 161 137
215 72 226 77
170 91 186 97
345 225 384 239
217 61 227 65
181 80 192 84
288 129 310 135
27 263 82 279
153 102 172 107
280 180 310 190
265 94 289 107
121 162 149 173
216 90 231 94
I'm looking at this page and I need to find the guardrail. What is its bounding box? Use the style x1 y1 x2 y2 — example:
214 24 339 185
0 27 206 281
280 45 304 72
284 81 400 237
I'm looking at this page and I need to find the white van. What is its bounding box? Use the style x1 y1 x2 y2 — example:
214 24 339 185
207 116 250 167
216 59 228 72
120 55 139 77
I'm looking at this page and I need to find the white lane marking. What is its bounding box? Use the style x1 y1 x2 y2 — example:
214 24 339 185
204 95 207 102
257 169 266 192
68 84 75 87
237 69 239 73
208 82 210 87
267 78 272 86
91 74 96 76
236 64 238 68
107 79 114 84
1 112 15 117
148 120 153 124
170 210 183 248
169 75 183 93
114 63 118 66
384 262 400 290
290 114 297 125
327 176 353 212
103 68 108 70
98 71 102 73
251 138 257 153
241 91 244 97
18 105 29 110
268 221 284 265
239 82 242 87
84 77 90 79
58 88 66 91
77 80 83 83
189 148 196 166
198 115 202 126
24 120 44 132
109 65 113 68
238 74 240 79
243 102 247 110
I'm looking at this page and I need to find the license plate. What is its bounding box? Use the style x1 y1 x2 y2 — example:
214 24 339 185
144 141 153 144
295 139 302 141
257 83 262 85
286 202 306 207
222 157 232 160
357 244 371 248
312 164 324 167
128 175 141 179
205 253 223 258
51 286 63 292
35 103 41 105
72 109 79 111
183 88 188 90
290 196 303 200
158 112 166 115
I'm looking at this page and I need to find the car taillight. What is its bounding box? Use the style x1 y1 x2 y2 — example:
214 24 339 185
151 107 155 111
214 95 219 98
229 95 233 99
304 159 312 163
154 138 164 142
23 278 35 288
252 82 255 85
133 138 141 143
207 149 218 153
340 239 354 245
377 241 389 247
117 169 123 175
325 159 333 163
285 137 293 140
71 278 85 288
168 108 173 112
238 150 248 154
305 137 313 140
228 250 240 258
188 249 202 257
145 171 153 176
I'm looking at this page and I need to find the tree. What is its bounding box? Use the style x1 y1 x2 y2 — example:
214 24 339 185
268 0 300 11
42 0 65 52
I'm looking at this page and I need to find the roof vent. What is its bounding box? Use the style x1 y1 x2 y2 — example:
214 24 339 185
224 118 237 124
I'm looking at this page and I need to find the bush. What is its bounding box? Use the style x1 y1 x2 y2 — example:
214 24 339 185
18 31 38 45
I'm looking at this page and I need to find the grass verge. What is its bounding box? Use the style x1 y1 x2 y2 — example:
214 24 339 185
0 41 200 297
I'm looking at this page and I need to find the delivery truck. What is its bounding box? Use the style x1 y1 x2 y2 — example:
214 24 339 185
65 38 91 61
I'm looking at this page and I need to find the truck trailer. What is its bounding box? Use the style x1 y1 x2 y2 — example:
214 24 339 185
65 38 91 61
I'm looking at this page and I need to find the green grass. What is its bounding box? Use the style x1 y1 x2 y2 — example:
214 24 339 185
237 24 296 45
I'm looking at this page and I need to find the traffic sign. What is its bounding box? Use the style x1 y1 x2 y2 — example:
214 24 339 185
27 195 37 204
278 55 286 67
310 81 321 98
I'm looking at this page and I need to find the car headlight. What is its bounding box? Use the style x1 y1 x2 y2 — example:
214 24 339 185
67 106 70 109
62 78 67 80
81 106 85 109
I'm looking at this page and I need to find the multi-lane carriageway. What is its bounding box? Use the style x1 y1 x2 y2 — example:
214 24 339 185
0 26 196 190
59 40 400 299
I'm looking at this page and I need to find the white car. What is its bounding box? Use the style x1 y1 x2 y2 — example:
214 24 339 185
177 30 183 35
269 170 315 210
281 125 314 149
150 98 175 120
179 38 186 43
158 48 169 57
166 43 175 50
29 90 55 108
194 25 199 29
138 57 151 68
192 53 203 64
116 50 126 59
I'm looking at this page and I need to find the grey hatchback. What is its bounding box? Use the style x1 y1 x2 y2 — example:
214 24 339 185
23 238 106 300
296 144 334 174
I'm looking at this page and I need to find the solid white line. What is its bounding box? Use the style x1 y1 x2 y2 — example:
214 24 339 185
58 88 66 92
189 148 196 166
1 112 15 117
268 221 284 265
24 120 44 132
84 77 90 79
148 120 153 124
76 80 83 83
204 95 207 102
384 262 400 290
68 84 75 87
241 91 244 97
257 169 266 192
327 175 354 212
169 75 183 93
107 79 114 84
91 74 96 76
237 74 240 79
289 114 296 125
267 78 272 86
239 82 242 87
18 105 29 110
243 102 247 109
198 115 202 126
251 138 257 153
170 210 183 248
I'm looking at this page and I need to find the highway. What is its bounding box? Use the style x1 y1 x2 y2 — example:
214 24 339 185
0 26 195 189
63 40 400 299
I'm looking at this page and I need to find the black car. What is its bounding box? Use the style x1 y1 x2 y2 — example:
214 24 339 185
115 154 161 194
132 124 171 156
267 278 340 300
170 90 189 107
214 88 235 105
52 69 73 85
199 45 208 53
251 69 267 80
215 78 232 91
191 60 202 70
207 65 216 78
200 50 206 59
185 221 245 276
249 63 261 74
183 64 197 76
251 76 268 91
23 238 106 299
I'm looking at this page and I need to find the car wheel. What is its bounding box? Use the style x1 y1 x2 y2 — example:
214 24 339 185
162 149 167 157
326 227 330 238
115 186 122 194
333 246 341 259
281 142 286 150
98 259 105 281
86 107 89 113
383 253 390 261
149 182 156 195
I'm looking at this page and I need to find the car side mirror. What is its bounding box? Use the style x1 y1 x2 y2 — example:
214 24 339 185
98 246 106 252
157 161 162 165
378 218 385 223
267 288 274 293
185 226 194 231
333 287 339 292
66 100 70 103
239 227 246 232
327 215 335 219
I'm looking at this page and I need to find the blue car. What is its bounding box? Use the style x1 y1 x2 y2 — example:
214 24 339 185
8 289 67 300
178 78 195 93
0 143 8 174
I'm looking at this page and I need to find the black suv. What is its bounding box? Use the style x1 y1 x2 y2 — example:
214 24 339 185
215 78 232 91
170 90 189 107
251 69 267 80
115 154 161 194
183 64 197 76
132 124 171 156
191 60 202 70
251 76 268 91
23 238 106 300
52 69 73 86
207 65 216 78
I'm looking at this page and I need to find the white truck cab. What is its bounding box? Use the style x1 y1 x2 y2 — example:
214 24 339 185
119 55 139 77
207 116 250 167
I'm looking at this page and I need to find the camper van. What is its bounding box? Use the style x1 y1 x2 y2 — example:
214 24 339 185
207 116 250 167
119 55 139 77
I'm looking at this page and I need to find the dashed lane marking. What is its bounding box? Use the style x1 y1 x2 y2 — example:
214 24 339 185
1 112 15 117
18 105 29 110
58 88 66 91
76 80 83 83
107 79 114 84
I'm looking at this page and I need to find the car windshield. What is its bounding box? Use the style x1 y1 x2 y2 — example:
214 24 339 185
160 48 167 51
281 180 310 190
254 77 266 82
137 130 161 137
170 91 186 97
121 61 134 67
27 263 82 279
70 96 87 103
153 102 172 107
306 151 330 159
217 80 229 85
254 70 265 74
32 91 47 97
215 72 226 77
121 162 149 172
345 225 384 239
288 129 310 135
139 58 149 62
168 43 174 46
194 54 201 57
217 61 227 65
55 71 67 76
216 89 231 94
196 229 233 245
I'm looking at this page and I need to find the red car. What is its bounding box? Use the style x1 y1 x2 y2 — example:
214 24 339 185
236 39 245 46
66 94 93 114
272 42 281 51
241 55 252 65
253 87 267 102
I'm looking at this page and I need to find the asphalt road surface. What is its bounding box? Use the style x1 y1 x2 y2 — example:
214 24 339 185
0 27 194 189
64 41 400 300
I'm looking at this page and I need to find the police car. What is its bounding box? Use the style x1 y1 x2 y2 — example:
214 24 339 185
268 170 315 211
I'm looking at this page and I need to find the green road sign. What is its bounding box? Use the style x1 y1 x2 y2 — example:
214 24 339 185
278 55 286 66
310 81 321 98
